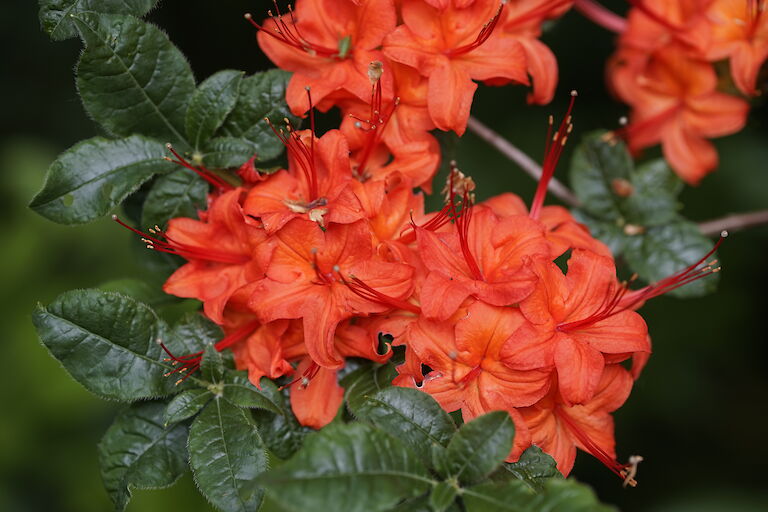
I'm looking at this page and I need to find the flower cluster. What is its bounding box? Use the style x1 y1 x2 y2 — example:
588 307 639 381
118 0 724 484
607 0 765 184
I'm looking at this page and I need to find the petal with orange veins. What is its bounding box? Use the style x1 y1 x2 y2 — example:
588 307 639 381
660 121 718 184
243 171 302 234
569 310 650 355
454 34 529 85
164 263 247 325
519 257 567 325
420 270 474 320
232 320 297 385
554 333 604 406
518 36 558 105
479 368 552 409
407 316 463 372
248 277 316 323
575 364 634 414
501 320 556 371
562 249 619 322
290 358 344 429
521 404 577 476
481 192 529 217
684 92 749 139
383 25 441 73
301 289 347 369
427 60 477 135
285 65 353 116
353 0 398 49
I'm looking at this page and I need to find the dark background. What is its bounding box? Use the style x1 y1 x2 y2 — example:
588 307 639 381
1 1 767 510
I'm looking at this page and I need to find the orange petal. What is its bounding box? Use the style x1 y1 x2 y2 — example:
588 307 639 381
290 359 344 429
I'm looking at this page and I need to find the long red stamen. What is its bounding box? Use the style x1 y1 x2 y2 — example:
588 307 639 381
160 319 260 384
265 106 320 201
556 408 631 482
446 3 505 57
310 249 335 285
529 91 577 219
559 232 727 332
244 3 339 58
340 273 421 314
456 188 483 281
504 0 572 27
279 361 321 390
165 144 233 191
350 62 400 179
112 216 250 265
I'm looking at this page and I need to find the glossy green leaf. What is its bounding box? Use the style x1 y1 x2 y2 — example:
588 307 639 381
98 401 188 511
356 387 456 463
201 343 225 384
569 131 632 221
98 277 177 307
624 220 719 298
222 371 284 414
32 289 176 401
189 398 267 512
39 0 158 41
215 70 296 162
463 479 616 512
252 397 312 461
259 422 433 512
29 135 175 224
443 411 514 485
341 362 398 416
164 312 222 356
622 159 682 226
203 137 261 169
187 70 243 150
499 446 561 491
141 169 208 230
164 389 212 426
74 13 195 144
429 481 458 512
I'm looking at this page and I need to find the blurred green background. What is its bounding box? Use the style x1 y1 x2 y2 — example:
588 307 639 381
1 1 766 511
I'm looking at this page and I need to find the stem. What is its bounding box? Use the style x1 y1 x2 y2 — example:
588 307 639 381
574 0 628 33
698 210 768 237
466 116 581 208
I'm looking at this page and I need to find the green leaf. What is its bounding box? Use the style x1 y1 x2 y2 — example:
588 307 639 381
98 277 177 307
141 169 208 230
463 479 616 512
215 70 296 162
429 481 458 512
187 70 244 150
624 220 719 298
259 422 433 512
622 159 682 226
74 13 195 145
29 135 175 224
222 371 284 414
356 387 456 464
39 0 158 41
499 446 561 492
252 399 312 461
201 343 225 384
98 401 188 511
203 137 261 169
341 362 398 416
164 389 212 426
32 289 175 401
442 411 514 485
189 398 268 512
164 312 222 356
569 131 632 221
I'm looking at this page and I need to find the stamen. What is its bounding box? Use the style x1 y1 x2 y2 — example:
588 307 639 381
244 2 340 59
112 216 250 265
556 408 631 482
529 91 577 219
446 2 505 57
165 143 233 190
279 361 321 390
159 319 260 383
339 272 420 314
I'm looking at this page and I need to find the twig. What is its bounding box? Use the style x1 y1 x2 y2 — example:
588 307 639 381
574 0 627 33
698 210 768 237
466 115 581 208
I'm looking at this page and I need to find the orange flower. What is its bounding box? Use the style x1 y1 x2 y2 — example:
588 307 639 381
403 301 551 459
252 0 397 115
249 219 413 369
118 189 270 325
609 45 749 183
502 250 649 405
244 128 366 233
519 364 633 478
383 0 529 134
706 0 768 95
